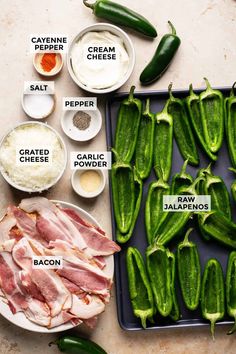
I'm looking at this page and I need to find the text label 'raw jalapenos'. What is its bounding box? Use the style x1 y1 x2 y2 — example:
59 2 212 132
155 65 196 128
177 228 201 311
167 84 199 166
114 86 142 163
200 78 224 154
83 0 157 38
126 247 155 328
153 101 173 182
201 258 225 339
140 21 181 85
111 160 135 234
135 98 155 180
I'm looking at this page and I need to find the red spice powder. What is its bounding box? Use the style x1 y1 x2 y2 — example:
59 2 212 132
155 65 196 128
41 53 57 72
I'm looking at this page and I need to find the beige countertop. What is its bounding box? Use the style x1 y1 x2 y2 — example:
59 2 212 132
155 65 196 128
1 0 236 353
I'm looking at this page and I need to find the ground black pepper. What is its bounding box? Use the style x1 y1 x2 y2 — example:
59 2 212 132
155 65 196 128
73 111 91 130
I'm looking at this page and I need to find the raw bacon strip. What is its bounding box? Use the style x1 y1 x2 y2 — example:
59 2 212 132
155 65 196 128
0 252 50 326
62 208 106 236
70 294 105 319
0 252 28 313
60 277 85 295
12 238 71 317
60 209 120 256
19 270 45 302
19 197 87 250
0 215 16 242
48 311 75 329
0 239 16 252
57 259 111 297
7 206 47 246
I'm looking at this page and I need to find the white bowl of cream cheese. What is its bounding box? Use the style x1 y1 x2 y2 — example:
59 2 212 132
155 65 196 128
67 23 135 94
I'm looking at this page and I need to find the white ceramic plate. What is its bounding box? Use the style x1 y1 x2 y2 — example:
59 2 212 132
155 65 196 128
0 200 114 333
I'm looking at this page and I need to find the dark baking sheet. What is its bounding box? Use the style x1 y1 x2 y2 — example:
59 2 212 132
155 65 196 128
105 87 235 331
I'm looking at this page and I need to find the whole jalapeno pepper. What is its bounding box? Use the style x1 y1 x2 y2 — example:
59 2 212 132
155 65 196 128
126 247 155 328
153 101 173 182
196 165 211 241
198 211 236 249
225 83 236 168
199 78 224 154
135 98 155 180
167 84 199 166
111 159 135 234
145 175 170 245
116 168 143 243
146 244 173 317
201 258 225 339
171 159 193 195
49 336 107 354
185 84 217 161
114 86 142 163
226 251 236 335
177 228 201 311
167 250 180 321
83 0 157 38
140 21 181 84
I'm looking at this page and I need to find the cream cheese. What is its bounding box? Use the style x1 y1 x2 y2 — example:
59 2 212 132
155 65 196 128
71 31 130 90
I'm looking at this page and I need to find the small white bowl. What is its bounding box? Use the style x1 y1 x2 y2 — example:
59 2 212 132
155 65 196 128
22 92 56 120
0 122 67 193
71 169 106 198
33 53 64 77
67 23 135 94
61 108 102 141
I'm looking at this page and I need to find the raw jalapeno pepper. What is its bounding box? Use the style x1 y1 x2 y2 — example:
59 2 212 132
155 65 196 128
135 98 155 180
146 244 172 317
153 101 173 182
198 211 236 249
186 84 217 161
196 165 211 241
229 168 236 203
171 159 193 195
114 86 142 163
177 228 201 311
167 84 199 166
199 78 224 154
226 251 236 335
111 159 135 234
225 83 236 168
116 168 143 243
126 247 155 328
167 250 180 321
50 335 107 354
156 178 201 246
140 21 181 84
203 166 231 219
83 0 157 38
145 175 170 245
201 258 225 339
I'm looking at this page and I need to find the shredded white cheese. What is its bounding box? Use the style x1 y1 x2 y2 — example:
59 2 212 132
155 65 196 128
0 124 66 191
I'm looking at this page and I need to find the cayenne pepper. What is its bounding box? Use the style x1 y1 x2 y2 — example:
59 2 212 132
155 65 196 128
41 53 56 72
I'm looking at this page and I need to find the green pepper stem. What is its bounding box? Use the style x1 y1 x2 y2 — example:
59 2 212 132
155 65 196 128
228 318 236 335
168 21 176 35
162 100 169 114
143 98 150 115
129 85 136 101
168 82 174 99
183 228 194 244
210 319 216 341
203 77 212 91
230 82 236 97
83 0 95 9
204 162 212 176
180 159 189 176
189 84 194 95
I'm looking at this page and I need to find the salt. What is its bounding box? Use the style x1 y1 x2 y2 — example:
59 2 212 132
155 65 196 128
23 94 55 119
